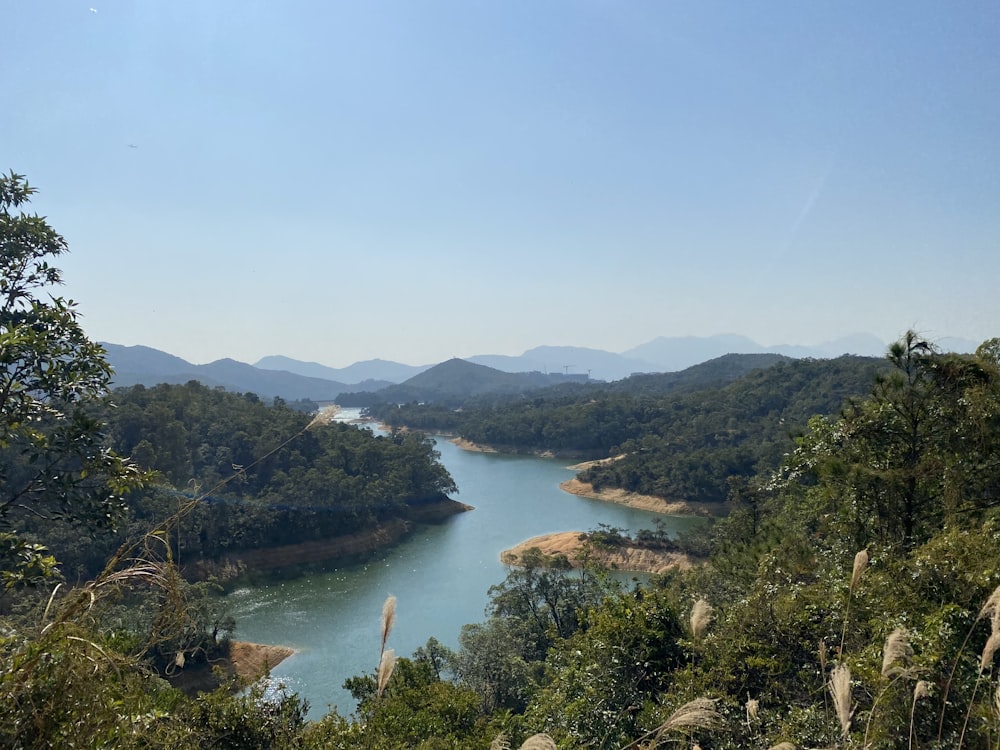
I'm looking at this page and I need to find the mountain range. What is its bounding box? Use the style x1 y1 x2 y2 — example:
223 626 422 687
102 333 979 403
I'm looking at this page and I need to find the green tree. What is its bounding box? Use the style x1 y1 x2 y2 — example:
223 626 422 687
337 657 489 749
0 172 142 587
524 585 686 749
487 548 608 661
787 332 1000 551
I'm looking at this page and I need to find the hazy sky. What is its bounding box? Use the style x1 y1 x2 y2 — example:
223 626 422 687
4 1 998 366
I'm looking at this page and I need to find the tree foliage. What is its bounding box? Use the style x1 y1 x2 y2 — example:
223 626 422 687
22 381 460 575
0 172 143 587
375 354 886 505
781 333 1000 551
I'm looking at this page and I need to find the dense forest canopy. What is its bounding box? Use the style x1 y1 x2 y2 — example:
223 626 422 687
9 381 459 579
371 354 889 505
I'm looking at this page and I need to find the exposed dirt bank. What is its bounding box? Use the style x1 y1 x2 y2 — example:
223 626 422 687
229 641 295 678
167 641 295 696
184 498 473 581
450 437 499 453
565 455 628 471
560 478 721 516
501 531 701 575
450 437 589 460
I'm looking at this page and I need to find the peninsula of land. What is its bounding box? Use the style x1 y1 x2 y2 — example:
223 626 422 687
559 477 719 516
167 641 295 695
501 531 699 575
449 442 722 516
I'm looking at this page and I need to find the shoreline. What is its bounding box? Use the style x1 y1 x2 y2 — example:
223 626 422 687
450 436 499 453
229 640 295 678
449 436 570 460
167 640 295 695
448 440 723 516
501 531 700 575
184 498 473 581
560 477 721 516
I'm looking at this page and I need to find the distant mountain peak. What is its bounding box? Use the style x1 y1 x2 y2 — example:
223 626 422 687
255 354 429 384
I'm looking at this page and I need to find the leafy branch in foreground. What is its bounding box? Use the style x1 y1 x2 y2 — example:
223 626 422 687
0 171 145 587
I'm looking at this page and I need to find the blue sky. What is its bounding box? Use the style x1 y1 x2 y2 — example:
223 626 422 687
4 1 998 366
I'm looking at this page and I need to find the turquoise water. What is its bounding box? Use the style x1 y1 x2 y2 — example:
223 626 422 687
227 426 699 718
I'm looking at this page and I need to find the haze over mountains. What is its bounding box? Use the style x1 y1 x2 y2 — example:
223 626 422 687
256 333 898 383
103 333 979 402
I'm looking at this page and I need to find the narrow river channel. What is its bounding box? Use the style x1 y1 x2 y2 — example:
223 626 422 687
227 422 700 719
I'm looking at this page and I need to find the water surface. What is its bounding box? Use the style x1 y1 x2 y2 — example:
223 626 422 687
228 425 699 718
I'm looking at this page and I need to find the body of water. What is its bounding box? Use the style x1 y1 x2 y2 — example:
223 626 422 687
227 420 699 718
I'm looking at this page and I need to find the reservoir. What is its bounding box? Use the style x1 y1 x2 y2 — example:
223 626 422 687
227 421 699 719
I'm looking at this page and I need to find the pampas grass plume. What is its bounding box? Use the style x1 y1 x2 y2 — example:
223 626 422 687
767 743 796 750
376 648 396 697
979 584 1000 624
980 631 1000 673
661 697 721 731
829 663 853 737
850 549 869 589
881 627 913 678
519 734 557 750
745 697 760 724
690 598 714 640
913 680 931 701
380 595 396 652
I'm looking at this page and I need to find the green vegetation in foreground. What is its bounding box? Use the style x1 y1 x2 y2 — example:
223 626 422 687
2 171 1000 748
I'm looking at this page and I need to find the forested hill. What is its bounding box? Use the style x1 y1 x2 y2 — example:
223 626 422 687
372 354 888 505
576 354 888 503
602 351 788 395
103 343 396 401
366 352 795 430
337 357 589 407
20 382 460 578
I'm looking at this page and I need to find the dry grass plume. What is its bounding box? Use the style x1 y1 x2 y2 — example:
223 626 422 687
829 663 853 738
690 599 714 640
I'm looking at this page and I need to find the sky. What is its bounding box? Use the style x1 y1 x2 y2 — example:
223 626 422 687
3 1 998 367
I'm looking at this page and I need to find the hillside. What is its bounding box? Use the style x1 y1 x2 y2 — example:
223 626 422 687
604 352 790 396
255 355 430 384
338 358 589 407
103 343 383 402
21 381 464 579
366 353 797 435
576 354 888 502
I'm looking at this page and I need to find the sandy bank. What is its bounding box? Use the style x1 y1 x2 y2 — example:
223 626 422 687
560 478 720 516
451 436 563 458
228 640 295 678
167 640 295 695
501 531 699 575
450 437 499 453
566 454 627 471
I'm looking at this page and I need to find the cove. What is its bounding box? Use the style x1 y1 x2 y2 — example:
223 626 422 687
226 426 701 719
